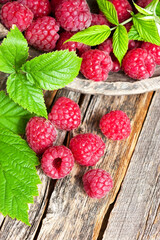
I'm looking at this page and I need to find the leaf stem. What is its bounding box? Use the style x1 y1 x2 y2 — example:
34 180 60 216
110 17 133 32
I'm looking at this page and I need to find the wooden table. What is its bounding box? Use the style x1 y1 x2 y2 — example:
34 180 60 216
0 86 159 240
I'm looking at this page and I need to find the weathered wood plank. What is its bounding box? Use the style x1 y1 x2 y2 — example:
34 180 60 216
36 92 153 240
0 90 81 240
102 91 160 240
0 214 4 228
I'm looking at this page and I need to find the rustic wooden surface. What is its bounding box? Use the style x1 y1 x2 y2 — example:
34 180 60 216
1 86 160 240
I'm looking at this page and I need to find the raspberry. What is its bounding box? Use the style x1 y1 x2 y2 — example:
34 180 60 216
81 49 113 81
25 16 59 51
41 146 74 179
55 0 92 31
122 48 156 80
98 38 113 54
26 117 57 155
51 0 63 11
110 53 121 72
136 0 152 8
17 0 51 19
48 97 81 131
91 13 110 26
109 0 132 23
0 0 11 4
141 42 160 65
83 169 113 199
69 133 105 166
100 110 131 140
56 31 90 56
0 2 33 31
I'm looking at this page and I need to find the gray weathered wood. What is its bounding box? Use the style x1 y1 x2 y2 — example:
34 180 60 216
0 23 8 39
102 91 160 240
36 92 153 240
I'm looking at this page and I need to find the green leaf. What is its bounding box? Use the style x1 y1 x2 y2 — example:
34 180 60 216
0 26 28 74
0 128 41 225
145 0 159 13
128 25 144 41
0 91 33 134
133 1 152 15
133 14 160 45
156 2 160 16
97 0 119 25
22 50 82 90
65 25 111 46
113 25 128 65
7 73 47 118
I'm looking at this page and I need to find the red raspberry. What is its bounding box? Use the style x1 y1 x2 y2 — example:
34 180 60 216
109 0 132 23
100 110 131 140
0 0 11 4
48 97 81 131
81 49 113 81
0 2 33 31
55 0 92 31
98 38 113 54
51 0 63 11
110 53 121 72
91 13 110 26
98 39 121 72
83 169 113 199
41 146 74 179
26 117 57 155
122 48 156 80
69 133 105 166
56 31 90 56
17 0 51 19
141 42 160 65
136 0 152 8
25 16 59 52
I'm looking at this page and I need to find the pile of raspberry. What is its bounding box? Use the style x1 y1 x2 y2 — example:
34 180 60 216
25 96 131 199
0 0 159 81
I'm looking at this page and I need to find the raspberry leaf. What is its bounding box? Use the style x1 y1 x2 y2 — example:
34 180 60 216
65 25 111 46
0 91 33 134
21 50 82 90
156 2 160 16
128 25 144 41
7 73 47 118
132 2 152 15
113 25 128 65
133 14 160 45
145 0 159 13
0 26 28 74
0 128 41 225
97 0 119 25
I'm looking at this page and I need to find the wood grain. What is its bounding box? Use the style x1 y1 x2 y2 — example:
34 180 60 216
102 91 160 240
0 90 81 240
36 92 153 240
